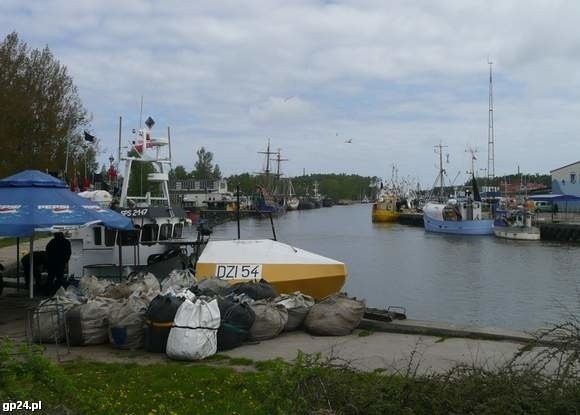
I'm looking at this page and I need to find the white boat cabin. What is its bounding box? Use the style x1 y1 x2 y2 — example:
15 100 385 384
68 206 190 278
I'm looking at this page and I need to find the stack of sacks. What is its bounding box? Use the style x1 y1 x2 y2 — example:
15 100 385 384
304 293 365 336
166 296 220 360
274 292 315 331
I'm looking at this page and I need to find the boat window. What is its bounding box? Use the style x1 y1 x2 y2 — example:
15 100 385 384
117 229 139 246
571 173 576 184
159 223 173 241
105 229 117 246
141 224 159 242
173 223 183 238
93 227 102 246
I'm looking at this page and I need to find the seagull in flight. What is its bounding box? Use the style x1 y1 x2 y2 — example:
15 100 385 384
344 138 353 143
284 96 294 102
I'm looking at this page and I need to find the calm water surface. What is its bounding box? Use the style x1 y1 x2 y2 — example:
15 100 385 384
211 204 580 331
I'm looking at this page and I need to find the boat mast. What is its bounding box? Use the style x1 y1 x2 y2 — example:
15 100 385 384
434 142 447 199
258 138 277 178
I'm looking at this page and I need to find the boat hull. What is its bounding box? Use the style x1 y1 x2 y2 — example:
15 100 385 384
424 215 494 235
195 239 347 299
372 209 400 223
493 226 540 241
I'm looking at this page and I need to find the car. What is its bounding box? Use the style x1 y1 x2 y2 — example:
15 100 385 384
533 201 553 213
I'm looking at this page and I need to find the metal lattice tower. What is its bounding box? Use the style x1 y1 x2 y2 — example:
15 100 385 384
487 60 495 184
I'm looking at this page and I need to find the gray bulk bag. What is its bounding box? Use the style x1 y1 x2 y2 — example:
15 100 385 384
274 292 315 331
229 279 278 300
304 293 365 336
108 293 149 349
32 288 80 343
67 297 117 346
249 300 288 341
195 277 231 297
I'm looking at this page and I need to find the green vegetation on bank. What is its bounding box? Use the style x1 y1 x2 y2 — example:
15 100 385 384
226 173 378 201
2 338 579 415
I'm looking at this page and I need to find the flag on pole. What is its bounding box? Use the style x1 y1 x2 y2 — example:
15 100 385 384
84 131 96 143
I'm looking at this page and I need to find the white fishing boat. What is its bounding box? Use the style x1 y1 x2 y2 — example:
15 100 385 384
493 208 540 241
195 239 347 299
67 117 193 279
423 144 493 235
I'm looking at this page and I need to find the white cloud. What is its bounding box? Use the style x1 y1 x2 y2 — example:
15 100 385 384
2 0 580 185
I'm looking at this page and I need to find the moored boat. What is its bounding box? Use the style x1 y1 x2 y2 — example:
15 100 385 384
372 193 400 223
195 239 347 299
423 200 494 235
493 207 540 241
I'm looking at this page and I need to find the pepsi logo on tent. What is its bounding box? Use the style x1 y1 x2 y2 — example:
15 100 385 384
38 205 73 214
82 205 107 213
0 205 21 214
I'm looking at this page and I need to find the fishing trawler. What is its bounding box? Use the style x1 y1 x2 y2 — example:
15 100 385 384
423 145 493 235
68 117 193 279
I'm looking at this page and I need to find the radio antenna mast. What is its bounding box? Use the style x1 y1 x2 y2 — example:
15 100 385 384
487 60 495 184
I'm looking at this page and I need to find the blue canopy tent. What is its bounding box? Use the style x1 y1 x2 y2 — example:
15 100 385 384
528 194 580 202
0 170 133 298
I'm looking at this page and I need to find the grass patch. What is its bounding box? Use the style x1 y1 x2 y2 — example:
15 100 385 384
228 357 254 366
2 331 580 414
357 329 374 337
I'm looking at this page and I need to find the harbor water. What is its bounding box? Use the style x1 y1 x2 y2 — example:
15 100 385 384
211 204 580 331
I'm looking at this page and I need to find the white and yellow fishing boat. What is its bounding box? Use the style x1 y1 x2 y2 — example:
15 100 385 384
195 239 347 299
371 193 400 223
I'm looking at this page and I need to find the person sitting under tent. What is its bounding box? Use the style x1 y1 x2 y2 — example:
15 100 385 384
21 251 48 293
45 233 71 295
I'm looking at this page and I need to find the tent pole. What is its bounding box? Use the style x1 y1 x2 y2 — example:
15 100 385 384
29 235 34 299
16 238 20 288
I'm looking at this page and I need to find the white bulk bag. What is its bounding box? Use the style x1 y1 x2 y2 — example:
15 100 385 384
161 269 196 293
166 298 220 360
79 276 112 299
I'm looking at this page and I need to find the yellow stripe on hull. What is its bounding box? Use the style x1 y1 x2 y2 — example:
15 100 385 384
372 210 400 222
195 263 347 300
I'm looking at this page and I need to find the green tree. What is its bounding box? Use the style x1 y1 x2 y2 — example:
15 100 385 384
193 147 220 180
170 165 190 181
0 32 91 178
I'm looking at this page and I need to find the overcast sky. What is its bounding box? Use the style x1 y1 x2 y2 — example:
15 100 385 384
2 0 580 186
